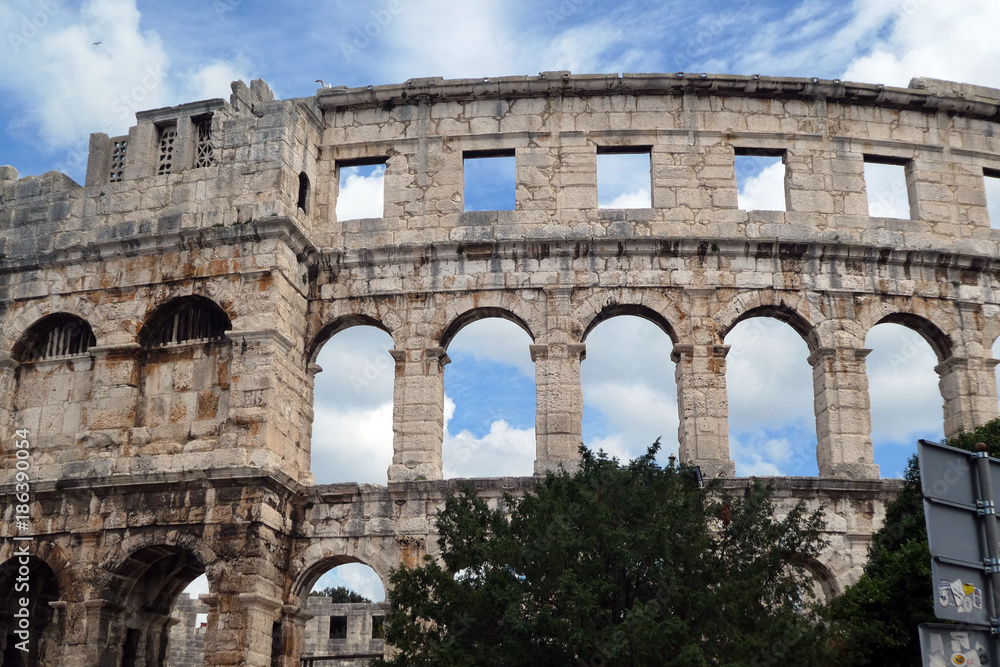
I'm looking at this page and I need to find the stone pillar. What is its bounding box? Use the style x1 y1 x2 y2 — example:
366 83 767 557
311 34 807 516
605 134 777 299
532 342 586 474
0 353 16 482
277 604 312 667
202 592 282 667
88 344 141 448
388 347 448 482
937 356 1000 439
808 347 880 479
672 343 735 478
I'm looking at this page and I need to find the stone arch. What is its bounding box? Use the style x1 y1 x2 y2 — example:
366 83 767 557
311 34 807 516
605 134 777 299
308 313 396 367
1 296 100 358
0 539 73 597
577 293 682 345
0 555 61 666
798 555 841 602
440 306 535 350
714 291 821 350
288 539 396 605
138 294 232 349
869 312 953 362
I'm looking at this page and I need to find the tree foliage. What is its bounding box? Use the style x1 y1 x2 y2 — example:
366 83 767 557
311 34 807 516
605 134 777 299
309 585 372 603
827 418 1000 666
374 443 840 666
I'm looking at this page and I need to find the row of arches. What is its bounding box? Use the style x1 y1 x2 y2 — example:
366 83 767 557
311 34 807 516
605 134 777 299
11 296 231 363
312 310 975 483
5 288 995 483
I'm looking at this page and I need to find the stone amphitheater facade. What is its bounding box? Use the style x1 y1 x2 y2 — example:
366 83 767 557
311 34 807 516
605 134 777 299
1 71 999 665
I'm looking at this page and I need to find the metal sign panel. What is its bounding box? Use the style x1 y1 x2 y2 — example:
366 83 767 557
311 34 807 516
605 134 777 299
921 440 977 508
925 501 989 567
920 623 997 667
932 561 992 626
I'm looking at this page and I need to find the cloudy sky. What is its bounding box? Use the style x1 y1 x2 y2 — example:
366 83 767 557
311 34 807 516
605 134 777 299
3 0 1000 599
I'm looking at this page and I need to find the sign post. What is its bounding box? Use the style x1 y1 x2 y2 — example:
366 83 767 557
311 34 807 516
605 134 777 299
919 439 1000 667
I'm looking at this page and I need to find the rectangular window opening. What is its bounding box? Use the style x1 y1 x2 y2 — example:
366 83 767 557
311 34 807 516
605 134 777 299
597 147 651 209
372 615 385 639
463 149 515 212
192 114 215 168
985 168 1000 230
156 122 177 176
864 155 912 219
329 615 347 640
734 148 786 211
336 157 386 220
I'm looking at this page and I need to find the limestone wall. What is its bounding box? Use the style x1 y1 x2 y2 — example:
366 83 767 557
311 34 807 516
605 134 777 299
0 71 998 666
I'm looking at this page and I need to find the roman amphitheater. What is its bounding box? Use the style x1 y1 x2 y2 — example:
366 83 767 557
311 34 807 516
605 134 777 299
1 70 999 665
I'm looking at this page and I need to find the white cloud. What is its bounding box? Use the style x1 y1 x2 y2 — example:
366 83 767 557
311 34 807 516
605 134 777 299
336 165 385 221
985 173 1000 229
863 161 910 219
0 0 171 147
182 59 250 103
314 563 386 602
442 396 536 478
311 402 394 485
725 318 814 432
737 160 785 211
865 323 942 447
446 318 535 377
843 0 1000 87
731 433 793 476
180 572 209 599
603 189 651 209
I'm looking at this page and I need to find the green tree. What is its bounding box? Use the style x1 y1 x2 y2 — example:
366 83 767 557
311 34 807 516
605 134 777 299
374 443 839 666
309 585 372 603
827 418 1000 666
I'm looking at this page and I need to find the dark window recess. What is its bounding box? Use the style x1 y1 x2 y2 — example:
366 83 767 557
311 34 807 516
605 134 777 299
157 124 177 175
147 300 230 348
330 615 347 640
194 115 215 168
24 319 96 361
371 616 385 639
298 172 310 213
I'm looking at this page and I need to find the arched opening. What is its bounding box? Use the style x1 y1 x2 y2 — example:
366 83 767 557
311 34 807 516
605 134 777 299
311 323 395 484
724 313 817 476
104 545 206 667
0 556 60 666
865 320 943 478
13 313 96 362
298 172 310 213
581 312 678 466
136 297 232 448
300 560 387 664
442 314 535 478
10 314 96 468
140 296 231 349
165 574 210 667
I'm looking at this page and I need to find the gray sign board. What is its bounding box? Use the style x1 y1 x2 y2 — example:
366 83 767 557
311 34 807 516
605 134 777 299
932 560 992 626
921 441 978 508
924 501 989 567
920 623 997 667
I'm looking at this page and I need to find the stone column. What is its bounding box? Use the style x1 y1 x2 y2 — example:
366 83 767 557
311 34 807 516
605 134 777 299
937 356 1000 439
388 347 449 481
532 342 586 474
202 592 283 667
672 343 735 478
88 343 141 446
0 353 16 482
277 604 313 667
808 347 880 479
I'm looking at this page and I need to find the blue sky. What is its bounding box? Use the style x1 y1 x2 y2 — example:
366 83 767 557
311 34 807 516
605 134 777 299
4 0 1000 599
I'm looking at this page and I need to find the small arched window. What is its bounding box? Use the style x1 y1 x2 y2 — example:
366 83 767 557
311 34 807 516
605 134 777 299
298 172 310 213
19 314 96 362
143 297 231 349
